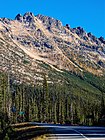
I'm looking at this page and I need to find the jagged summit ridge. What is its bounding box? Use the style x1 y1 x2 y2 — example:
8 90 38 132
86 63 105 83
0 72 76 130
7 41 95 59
14 12 105 41
36 14 63 30
15 12 35 23
15 14 23 22
0 12 105 82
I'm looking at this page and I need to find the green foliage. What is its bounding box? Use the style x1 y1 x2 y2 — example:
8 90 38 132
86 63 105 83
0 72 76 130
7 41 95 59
40 62 51 70
83 72 105 93
0 111 12 139
0 71 105 127
23 59 30 64
4 133 10 140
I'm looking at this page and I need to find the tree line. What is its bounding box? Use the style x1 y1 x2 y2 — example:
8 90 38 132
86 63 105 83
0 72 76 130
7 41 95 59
0 72 105 127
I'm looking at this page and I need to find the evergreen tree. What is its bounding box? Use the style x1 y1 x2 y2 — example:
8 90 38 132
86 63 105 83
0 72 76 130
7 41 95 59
100 93 105 118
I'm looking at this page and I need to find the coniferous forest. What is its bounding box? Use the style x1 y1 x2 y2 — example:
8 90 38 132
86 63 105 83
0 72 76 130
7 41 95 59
0 71 105 129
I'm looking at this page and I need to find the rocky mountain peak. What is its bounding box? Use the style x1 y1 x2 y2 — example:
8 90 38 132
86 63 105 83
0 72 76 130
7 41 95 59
36 14 63 30
99 36 105 44
15 12 36 29
23 12 34 22
0 12 105 79
87 32 101 45
73 27 86 36
15 14 23 22
65 24 70 30
15 12 35 23
71 26 89 41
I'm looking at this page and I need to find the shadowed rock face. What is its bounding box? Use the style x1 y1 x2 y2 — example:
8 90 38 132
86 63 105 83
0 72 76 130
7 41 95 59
99 36 105 44
0 12 105 82
23 12 35 22
71 27 104 45
36 14 63 30
72 27 86 37
15 12 36 29
15 14 23 22
98 60 105 68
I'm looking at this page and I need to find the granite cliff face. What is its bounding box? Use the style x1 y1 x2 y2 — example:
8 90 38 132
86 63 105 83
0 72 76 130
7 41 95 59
0 12 105 83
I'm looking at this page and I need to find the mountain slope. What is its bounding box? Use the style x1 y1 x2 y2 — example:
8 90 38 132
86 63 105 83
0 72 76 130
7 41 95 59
0 12 105 127
0 12 105 84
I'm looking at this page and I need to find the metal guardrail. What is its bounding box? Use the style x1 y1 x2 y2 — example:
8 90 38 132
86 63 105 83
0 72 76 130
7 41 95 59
10 122 50 140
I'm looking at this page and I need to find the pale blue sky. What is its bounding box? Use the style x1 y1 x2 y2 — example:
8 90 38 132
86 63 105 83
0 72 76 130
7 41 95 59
0 0 105 38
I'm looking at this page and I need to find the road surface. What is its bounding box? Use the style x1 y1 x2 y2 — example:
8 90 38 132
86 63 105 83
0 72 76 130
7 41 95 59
30 122 105 140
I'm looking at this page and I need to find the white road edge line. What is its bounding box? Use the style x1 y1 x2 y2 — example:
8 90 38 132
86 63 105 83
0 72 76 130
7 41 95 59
72 129 90 140
44 126 90 140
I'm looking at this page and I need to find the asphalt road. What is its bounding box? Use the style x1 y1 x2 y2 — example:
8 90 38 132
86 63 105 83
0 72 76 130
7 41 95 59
30 122 105 140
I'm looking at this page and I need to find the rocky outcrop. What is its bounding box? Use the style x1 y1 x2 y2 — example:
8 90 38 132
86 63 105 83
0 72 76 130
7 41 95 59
72 27 86 36
99 36 105 44
87 32 102 45
15 12 36 29
15 14 23 22
23 12 35 23
71 27 89 41
72 27 103 45
36 14 63 30
65 24 70 30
